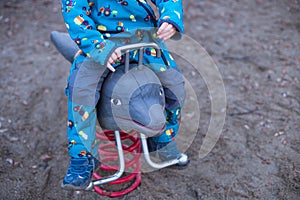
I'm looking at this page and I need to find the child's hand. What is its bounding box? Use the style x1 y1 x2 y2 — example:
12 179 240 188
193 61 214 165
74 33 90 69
106 48 122 72
157 22 177 41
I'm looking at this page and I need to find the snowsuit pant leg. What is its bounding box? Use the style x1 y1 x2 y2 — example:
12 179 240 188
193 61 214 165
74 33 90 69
156 66 186 143
141 51 186 143
66 55 108 158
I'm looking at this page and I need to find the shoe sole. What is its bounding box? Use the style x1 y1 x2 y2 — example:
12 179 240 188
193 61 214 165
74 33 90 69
169 159 190 170
61 180 90 190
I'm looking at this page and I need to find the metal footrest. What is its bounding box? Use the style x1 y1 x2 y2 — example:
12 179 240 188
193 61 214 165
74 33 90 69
86 131 188 193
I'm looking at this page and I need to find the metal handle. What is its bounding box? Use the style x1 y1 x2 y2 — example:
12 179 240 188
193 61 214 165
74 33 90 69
117 42 161 57
117 43 161 73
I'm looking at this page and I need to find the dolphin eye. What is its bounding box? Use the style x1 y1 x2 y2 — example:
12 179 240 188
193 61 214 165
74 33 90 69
111 98 122 106
159 87 164 96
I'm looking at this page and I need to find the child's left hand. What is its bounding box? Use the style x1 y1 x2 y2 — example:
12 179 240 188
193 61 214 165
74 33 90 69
157 22 177 41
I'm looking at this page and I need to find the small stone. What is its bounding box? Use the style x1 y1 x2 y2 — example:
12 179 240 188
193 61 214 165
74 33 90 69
8 136 19 142
43 88 50 94
244 125 250 130
259 121 265 126
40 154 52 161
6 158 14 165
278 131 285 135
4 17 10 23
0 129 8 133
282 69 287 74
22 100 28 105
14 161 23 168
262 159 271 165
281 92 287 97
282 140 287 145
44 41 50 48
7 30 12 37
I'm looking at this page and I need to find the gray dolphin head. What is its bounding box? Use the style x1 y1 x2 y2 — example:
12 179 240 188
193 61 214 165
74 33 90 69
97 64 166 137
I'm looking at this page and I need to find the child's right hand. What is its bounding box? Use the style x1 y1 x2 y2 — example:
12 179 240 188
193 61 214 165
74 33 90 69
106 48 122 72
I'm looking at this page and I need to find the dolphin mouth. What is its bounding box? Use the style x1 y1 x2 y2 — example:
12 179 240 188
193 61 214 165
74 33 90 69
115 116 166 136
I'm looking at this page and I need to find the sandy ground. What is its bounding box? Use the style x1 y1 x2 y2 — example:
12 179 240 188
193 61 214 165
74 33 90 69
0 0 300 199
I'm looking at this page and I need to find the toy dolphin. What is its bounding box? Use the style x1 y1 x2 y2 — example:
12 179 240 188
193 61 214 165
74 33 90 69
51 31 166 137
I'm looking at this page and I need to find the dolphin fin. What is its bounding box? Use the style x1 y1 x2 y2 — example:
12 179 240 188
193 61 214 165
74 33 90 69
50 31 80 63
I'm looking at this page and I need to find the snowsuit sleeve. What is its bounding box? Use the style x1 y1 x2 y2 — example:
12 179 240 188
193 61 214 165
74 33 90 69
154 0 184 34
61 0 116 66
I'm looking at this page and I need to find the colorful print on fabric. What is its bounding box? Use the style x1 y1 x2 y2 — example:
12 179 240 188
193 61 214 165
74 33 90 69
79 150 87 157
119 0 129 6
65 0 76 12
73 105 90 121
68 120 74 129
68 140 77 149
78 150 92 157
79 131 88 140
73 15 92 30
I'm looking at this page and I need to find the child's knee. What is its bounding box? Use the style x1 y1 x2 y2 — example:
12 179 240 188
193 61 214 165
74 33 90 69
156 68 186 109
67 61 105 106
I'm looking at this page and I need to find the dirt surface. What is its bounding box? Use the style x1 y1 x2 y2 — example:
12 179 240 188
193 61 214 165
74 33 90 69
1 0 300 199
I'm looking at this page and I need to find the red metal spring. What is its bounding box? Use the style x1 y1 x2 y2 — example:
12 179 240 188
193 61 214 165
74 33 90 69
93 130 142 198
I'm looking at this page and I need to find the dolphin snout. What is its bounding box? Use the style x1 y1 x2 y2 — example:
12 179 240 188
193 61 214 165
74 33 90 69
148 104 166 130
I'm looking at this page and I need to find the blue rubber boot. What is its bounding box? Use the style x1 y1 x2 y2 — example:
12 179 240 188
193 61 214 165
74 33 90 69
61 156 100 190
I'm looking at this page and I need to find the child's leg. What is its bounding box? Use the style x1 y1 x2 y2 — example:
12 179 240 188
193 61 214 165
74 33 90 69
66 55 107 158
148 66 189 164
153 66 185 141
62 55 107 189
67 100 99 158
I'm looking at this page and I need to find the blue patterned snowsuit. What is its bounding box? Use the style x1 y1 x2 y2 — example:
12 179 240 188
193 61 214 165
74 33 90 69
61 0 185 158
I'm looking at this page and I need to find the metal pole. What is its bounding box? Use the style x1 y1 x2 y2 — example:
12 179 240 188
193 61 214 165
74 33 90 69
85 130 125 190
140 133 182 169
125 50 130 73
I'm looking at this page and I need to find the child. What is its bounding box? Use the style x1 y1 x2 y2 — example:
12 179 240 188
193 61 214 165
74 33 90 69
61 0 188 190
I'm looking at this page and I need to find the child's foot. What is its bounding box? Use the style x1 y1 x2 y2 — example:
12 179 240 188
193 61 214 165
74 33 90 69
61 156 100 190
